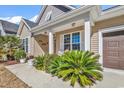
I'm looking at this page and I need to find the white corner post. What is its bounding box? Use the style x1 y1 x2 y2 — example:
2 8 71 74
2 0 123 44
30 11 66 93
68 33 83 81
49 31 54 54
99 31 103 64
84 17 91 51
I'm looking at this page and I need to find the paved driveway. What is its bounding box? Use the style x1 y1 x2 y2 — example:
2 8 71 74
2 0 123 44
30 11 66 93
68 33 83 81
6 64 124 88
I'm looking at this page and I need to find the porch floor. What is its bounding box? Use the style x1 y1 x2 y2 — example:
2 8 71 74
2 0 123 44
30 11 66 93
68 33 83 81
6 63 124 88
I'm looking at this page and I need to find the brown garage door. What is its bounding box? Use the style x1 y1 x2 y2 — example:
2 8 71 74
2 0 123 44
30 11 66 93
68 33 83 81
103 31 124 69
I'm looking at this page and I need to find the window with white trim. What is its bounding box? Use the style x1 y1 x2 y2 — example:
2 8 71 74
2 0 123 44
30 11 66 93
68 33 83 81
72 32 80 50
64 34 71 50
64 32 80 51
22 38 28 53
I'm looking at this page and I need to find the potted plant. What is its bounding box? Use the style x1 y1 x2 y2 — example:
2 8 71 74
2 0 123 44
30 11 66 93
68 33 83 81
27 55 34 66
14 49 26 63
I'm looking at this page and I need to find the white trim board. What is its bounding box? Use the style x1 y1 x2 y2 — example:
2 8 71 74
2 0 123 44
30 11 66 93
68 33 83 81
99 24 124 65
21 36 31 54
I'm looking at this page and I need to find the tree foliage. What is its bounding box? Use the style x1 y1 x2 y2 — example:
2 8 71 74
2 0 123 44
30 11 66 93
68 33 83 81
0 36 21 60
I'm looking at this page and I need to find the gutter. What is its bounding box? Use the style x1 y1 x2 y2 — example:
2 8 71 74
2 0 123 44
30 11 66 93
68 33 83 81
31 5 94 33
96 5 124 22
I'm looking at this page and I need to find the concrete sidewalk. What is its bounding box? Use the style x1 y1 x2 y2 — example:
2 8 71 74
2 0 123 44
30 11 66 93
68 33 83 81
6 63 76 88
6 63 124 88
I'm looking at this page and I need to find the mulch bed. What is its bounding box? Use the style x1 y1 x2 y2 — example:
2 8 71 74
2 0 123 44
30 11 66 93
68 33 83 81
4 60 18 66
0 63 30 88
0 60 18 66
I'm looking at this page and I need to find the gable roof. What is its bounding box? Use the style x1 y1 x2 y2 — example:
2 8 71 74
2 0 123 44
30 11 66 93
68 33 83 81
22 18 37 28
0 20 18 34
36 5 76 24
17 18 37 35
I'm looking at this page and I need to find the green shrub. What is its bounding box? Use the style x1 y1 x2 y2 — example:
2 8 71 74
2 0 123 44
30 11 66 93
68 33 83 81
49 56 64 76
34 54 58 72
14 49 26 61
44 54 58 73
0 36 21 61
34 56 45 70
49 50 103 87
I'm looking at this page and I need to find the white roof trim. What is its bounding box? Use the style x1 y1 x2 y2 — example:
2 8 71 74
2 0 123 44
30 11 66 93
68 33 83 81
63 5 76 10
31 5 94 33
36 5 76 24
17 20 24 35
21 18 32 30
35 5 47 24
33 5 124 33
96 6 124 21
17 18 31 35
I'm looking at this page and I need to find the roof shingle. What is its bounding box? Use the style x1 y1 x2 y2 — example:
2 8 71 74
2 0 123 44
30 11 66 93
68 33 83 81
0 20 19 34
22 18 37 28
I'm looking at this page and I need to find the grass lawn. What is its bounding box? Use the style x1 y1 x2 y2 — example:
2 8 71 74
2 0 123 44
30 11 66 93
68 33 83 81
0 63 29 88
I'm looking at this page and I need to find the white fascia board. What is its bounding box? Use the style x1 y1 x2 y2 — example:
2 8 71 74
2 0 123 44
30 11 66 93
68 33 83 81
31 5 94 33
100 25 124 33
63 5 76 10
0 22 5 36
96 6 124 22
35 5 47 24
22 19 31 30
16 21 23 35
17 19 32 37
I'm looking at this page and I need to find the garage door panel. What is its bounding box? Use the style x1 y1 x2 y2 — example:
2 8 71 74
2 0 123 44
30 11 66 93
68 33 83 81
103 32 124 70
103 59 120 67
103 50 120 58
119 61 124 68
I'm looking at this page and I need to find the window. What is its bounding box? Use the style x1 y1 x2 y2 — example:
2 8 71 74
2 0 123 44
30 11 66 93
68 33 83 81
72 32 80 50
64 32 80 51
64 34 71 50
22 38 28 53
45 11 52 21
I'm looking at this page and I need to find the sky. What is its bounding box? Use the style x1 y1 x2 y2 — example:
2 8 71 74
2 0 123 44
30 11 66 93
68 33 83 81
0 5 42 24
0 5 116 24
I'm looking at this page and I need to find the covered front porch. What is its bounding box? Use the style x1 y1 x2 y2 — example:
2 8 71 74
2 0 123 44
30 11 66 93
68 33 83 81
31 6 98 55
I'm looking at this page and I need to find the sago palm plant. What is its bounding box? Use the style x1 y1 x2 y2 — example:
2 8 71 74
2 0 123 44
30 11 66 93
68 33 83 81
49 56 65 76
49 50 103 87
34 56 45 70
34 54 58 72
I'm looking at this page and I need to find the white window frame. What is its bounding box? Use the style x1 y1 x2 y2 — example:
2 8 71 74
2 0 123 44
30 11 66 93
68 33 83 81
63 31 81 51
63 34 71 50
22 36 30 53
99 25 124 65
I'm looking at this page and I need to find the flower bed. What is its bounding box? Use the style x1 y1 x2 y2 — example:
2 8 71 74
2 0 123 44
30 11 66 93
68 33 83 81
4 60 18 66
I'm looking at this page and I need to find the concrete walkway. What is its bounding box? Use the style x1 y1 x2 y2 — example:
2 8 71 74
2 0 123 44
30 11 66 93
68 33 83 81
6 63 124 88
6 64 76 88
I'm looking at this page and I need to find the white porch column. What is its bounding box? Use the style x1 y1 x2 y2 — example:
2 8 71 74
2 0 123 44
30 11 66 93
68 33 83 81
49 32 54 54
84 18 91 51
